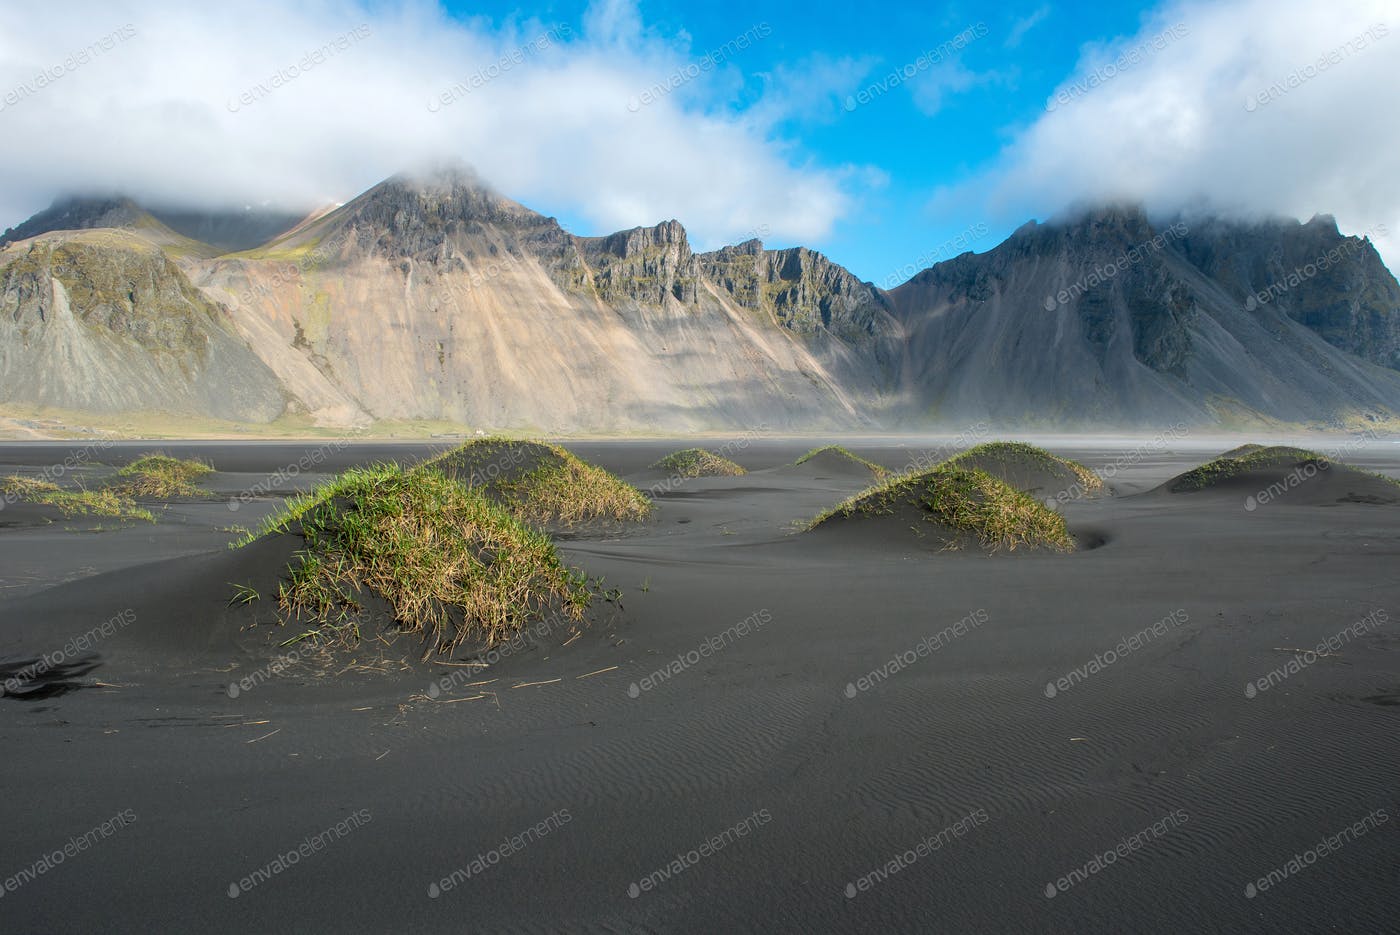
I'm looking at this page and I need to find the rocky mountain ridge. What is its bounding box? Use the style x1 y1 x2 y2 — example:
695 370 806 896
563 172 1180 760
1 173 1397 431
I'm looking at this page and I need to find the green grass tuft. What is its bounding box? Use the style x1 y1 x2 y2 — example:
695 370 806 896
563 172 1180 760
116 452 214 498
1 474 154 522
1170 446 1339 492
651 448 747 478
808 466 1073 552
244 464 591 657
422 438 651 527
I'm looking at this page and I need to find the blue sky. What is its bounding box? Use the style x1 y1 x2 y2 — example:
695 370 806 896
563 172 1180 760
432 0 1156 282
3 0 1396 279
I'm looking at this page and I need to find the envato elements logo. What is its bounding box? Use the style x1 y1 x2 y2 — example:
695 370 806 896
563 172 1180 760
647 425 770 497
427 253 531 306
1245 24 1388 112
1043 222 1188 310
232 226 359 306
1242 430 1381 512
227 25 372 112
228 809 371 898
426 605 574 699
1245 225 1388 311
0 809 135 900
1047 423 1191 507
1044 609 1189 698
1243 457 1330 511
2 608 135 696
629 609 772 697
429 24 571 112
1045 809 1188 898
428 809 571 898
1047 23 1188 111
1244 809 1388 898
0 436 126 512
626 808 771 898
844 808 989 898
228 438 358 511
1244 608 1387 698
227 643 316 698
628 23 771 113
881 223 990 288
844 23 988 112
845 608 988 698
875 422 991 484
0 24 136 113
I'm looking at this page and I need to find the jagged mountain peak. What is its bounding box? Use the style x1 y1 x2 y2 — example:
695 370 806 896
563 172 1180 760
351 166 545 226
584 219 690 261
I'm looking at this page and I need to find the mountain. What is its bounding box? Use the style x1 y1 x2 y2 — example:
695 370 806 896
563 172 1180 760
182 168 898 430
889 206 1400 427
0 174 1398 433
0 229 286 421
1176 213 1400 371
1 196 310 256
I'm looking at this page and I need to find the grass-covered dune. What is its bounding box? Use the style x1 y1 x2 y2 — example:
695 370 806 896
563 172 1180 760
421 438 651 527
115 452 214 498
1165 445 1400 505
231 439 648 656
792 445 887 478
651 448 746 478
945 441 1101 501
236 463 591 657
807 465 1074 552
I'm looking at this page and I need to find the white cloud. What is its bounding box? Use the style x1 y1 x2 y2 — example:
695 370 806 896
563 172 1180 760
749 53 878 126
982 0 1400 267
1004 5 1051 49
0 0 851 249
909 61 985 116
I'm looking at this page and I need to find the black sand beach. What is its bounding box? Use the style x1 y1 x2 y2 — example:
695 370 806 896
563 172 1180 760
2 437 1398 933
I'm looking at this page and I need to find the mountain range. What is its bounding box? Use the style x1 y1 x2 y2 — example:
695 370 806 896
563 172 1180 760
2 167 1397 433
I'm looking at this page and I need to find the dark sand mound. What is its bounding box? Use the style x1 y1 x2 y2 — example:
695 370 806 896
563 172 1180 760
945 441 1102 501
112 452 216 499
238 464 594 657
807 466 1074 552
788 446 887 479
422 438 650 528
421 438 560 487
1162 446 1400 506
0 531 307 674
650 448 746 478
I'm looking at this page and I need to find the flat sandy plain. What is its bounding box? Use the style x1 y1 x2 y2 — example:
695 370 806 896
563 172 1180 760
1 436 1397 934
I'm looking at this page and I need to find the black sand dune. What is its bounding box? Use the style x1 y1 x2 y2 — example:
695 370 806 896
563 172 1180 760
807 466 1074 553
1 438 1398 934
945 441 1102 502
421 438 651 535
420 438 558 488
1160 446 1400 506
